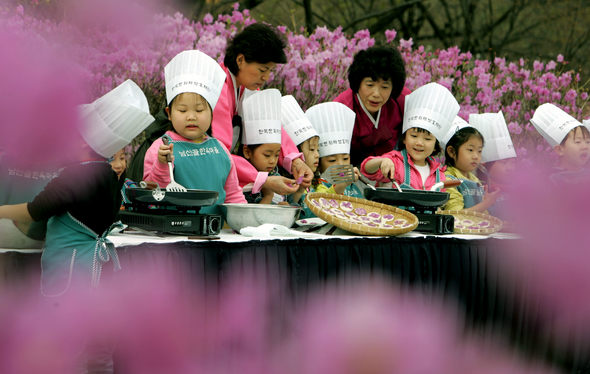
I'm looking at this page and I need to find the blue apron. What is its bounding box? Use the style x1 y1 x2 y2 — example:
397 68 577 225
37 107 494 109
41 213 122 296
399 149 440 190
446 174 484 209
167 135 231 215
343 183 364 198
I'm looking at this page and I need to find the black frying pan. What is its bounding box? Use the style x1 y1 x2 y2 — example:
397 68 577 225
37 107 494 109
124 188 218 207
364 187 449 209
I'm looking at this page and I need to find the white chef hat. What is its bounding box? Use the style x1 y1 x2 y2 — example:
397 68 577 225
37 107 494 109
469 111 516 162
440 116 472 150
281 95 318 146
241 89 282 145
305 102 355 157
164 49 225 109
584 119 590 132
79 79 154 158
530 103 583 147
403 82 459 141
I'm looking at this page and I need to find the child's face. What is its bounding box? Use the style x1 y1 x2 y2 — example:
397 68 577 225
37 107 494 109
166 93 212 142
357 77 392 115
110 149 126 178
319 153 350 173
555 127 590 171
244 143 281 172
488 158 516 184
403 128 436 166
453 135 483 174
300 136 320 172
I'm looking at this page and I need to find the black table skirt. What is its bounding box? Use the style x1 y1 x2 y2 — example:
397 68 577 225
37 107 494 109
2 236 589 373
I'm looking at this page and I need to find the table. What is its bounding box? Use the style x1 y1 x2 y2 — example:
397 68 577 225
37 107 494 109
1 229 588 373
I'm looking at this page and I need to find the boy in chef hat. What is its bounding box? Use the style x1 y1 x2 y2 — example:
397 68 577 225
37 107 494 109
305 101 362 197
442 115 500 212
361 82 457 190
240 88 293 204
469 111 517 218
143 49 247 214
530 103 590 184
0 79 154 296
282 95 320 212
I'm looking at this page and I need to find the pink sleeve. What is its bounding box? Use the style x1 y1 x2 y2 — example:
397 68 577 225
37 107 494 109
211 74 235 150
219 142 247 204
143 138 170 187
360 151 405 184
232 154 266 188
279 127 302 173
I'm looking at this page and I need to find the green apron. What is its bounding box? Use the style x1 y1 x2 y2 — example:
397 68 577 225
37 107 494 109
446 174 484 209
41 213 122 296
166 135 231 215
399 149 440 190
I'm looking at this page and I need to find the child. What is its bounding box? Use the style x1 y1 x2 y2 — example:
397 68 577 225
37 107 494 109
469 111 517 219
305 102 363 197
531 103 590 184
442 119 500 212
240 89 292 204
281 95 320 217
361 82 458 190
0 79 154 295
110 148 127 179
143 50 247 214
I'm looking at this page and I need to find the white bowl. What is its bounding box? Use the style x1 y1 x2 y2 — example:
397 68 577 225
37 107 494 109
223 203 301 232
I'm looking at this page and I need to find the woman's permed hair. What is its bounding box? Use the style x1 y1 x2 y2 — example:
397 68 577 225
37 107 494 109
224 23 287 75
444 127 484 167
348 46 406 100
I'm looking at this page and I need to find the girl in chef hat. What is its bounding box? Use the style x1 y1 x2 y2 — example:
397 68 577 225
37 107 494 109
282 95 320 216
305 101 363 198
530 103 590 184
143 50 247 214
0 79 153 294
469 111 517 219
361 82 457 190
442 116 500 212
240 88 295 204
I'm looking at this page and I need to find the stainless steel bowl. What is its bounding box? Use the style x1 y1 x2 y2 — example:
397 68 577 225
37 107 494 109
222 204 301 232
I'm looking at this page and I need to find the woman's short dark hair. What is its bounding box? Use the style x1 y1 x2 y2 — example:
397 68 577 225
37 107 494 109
348 46 406 100
224 23 287 75
444 127 484 167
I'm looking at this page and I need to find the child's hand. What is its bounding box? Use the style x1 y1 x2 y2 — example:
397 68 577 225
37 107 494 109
157 143 174 165
379 158 396 182
259 187 274 204
482 185 501 206
264 176 300 195
353 167 360 182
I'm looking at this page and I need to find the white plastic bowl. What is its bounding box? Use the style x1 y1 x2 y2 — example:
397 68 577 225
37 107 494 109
223 203 301 232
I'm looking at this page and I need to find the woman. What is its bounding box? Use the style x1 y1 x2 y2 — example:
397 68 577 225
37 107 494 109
334 46 410 166
212 23 312 196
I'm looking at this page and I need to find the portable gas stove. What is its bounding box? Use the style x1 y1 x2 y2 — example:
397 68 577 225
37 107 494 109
364 188 454 234
118 188 222 236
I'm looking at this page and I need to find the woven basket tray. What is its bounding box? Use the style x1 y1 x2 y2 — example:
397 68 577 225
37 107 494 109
305 192 418 236
436 210 503 235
